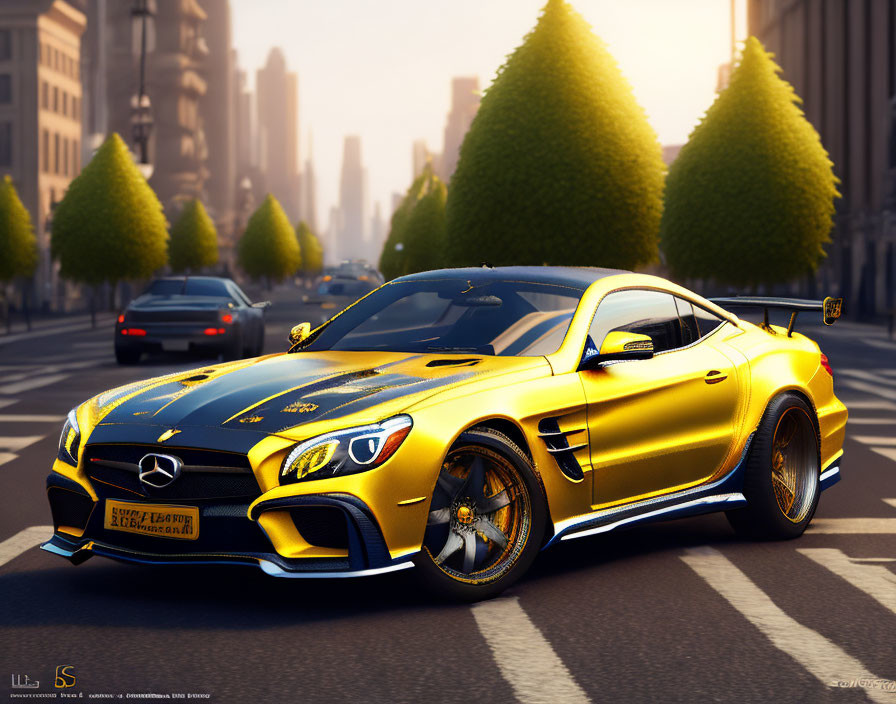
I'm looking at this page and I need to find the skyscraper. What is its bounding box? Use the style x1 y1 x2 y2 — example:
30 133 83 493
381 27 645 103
0 0 86 311
338 135 365 263
300 133 318 234
440 76 480 181
256 48 299 221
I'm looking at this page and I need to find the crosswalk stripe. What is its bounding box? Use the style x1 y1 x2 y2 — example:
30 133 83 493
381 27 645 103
852 436 896 446
0 414 63 423
838 399 896 411
798 549 896 617
839 379 896 401
847 417 896 425
839 369 896 388
883 499 896 509
0 452 16 467
682 546 892 704
869 447 896 463
0 399 12 410
807 519 896 534
0 373 70 395
471 597 590 704
0 435 44 452
0 526 53 568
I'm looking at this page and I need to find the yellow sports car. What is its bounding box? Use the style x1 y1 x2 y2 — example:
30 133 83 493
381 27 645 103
42 267 846 600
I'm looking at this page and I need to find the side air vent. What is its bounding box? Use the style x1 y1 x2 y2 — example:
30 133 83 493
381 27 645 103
538 417 586 481
425 358 482 368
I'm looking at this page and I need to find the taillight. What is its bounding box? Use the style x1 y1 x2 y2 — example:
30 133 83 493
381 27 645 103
820 353 833 378
117 313 125 324
121 328 146 336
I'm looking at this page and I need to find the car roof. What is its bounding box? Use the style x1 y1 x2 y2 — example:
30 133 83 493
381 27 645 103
151 276 233 282
392 266 630 289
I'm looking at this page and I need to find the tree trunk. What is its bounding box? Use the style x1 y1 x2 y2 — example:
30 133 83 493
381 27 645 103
22 281 31 331
90 286 97 329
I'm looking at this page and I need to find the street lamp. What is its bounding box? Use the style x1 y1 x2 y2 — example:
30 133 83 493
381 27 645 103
131 0 155 177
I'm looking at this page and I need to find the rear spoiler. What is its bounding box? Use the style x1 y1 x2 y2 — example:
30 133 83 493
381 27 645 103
708 296 843 336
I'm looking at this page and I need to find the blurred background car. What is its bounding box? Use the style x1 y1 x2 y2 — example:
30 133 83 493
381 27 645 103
114 276 270 365
301 273 379 326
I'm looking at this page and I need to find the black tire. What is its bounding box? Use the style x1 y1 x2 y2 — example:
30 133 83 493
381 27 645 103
114 345 141 365
413 427 546 601
726 393 821 540
222 329 243 361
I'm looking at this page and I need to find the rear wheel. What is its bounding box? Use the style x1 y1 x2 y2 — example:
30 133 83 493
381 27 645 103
726 394 820 540
414 427 545 601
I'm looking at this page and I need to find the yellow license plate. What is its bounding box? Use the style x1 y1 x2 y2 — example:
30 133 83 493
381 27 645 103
104 500 199 540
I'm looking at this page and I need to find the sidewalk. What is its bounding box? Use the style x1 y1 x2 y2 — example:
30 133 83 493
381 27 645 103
0 311 116 348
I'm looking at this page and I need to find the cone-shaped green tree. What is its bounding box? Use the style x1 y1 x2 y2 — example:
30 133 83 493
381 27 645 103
402 173 447 276
444 0 664 268
0 175 37 282
51 133 168 285
168 198 218 273
237 194 301 282
661 37 839 286
296 221 324 275
379 167 429 280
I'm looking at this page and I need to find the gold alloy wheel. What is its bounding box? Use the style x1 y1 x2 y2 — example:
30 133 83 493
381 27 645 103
770 407 818 523
423 445 531 584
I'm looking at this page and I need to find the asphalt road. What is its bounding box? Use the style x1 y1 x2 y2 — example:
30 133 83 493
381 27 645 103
0 289 894 703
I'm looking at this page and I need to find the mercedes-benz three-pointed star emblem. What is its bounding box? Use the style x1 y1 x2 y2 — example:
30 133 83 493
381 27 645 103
138 453 184 489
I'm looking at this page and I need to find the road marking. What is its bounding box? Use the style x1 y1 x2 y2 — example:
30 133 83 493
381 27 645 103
682 546 892 704
0 373 70 395
852 436 896 446
839 369 896 388
0 414 63 423
840 379 896 402
0 452 16 467
0 399 12 410
847 417 896 425
0 435 44 452
839 399 896 411
869 447 896 463
883 499 896 509
860 337 896 352
798 549 896 617
471 597 590 704
807 519 896 534
0 526 53 568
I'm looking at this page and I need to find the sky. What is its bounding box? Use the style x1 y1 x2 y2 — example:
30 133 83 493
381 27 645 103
230 0 748 229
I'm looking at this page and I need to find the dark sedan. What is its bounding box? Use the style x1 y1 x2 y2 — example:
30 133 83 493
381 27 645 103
301 275 379 326
115 277 269 365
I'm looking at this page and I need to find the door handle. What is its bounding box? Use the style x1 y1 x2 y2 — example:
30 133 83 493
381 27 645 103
704 370 728 384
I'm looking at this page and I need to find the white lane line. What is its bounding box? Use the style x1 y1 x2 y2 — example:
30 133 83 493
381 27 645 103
799 549 896 617
869 447 896 463
883 499 896 509
839 399 896 411
682 547 891 704
0 414 63 423
847 417 896 425
0 435 44 452
852 436 896 446
0 373 70 395
807 519 896 534
471 597 590 704
0 526 53 568
860 338 896 352
0 452 17 467
0 399 12 410
840 379 896 402
839 369 896 388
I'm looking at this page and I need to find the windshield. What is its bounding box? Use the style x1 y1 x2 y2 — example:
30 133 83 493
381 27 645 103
297 278 584 356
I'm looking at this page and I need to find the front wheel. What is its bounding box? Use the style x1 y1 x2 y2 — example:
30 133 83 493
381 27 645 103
726 394 820 540
414 427 545 601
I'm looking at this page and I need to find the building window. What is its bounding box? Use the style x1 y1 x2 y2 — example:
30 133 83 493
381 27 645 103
54 132 59 174
53 48 59 71
62 137 69 176
42 130 49 172
41 81 48 109
62 91 67 117
52 86 58 112
0 123 12 167
72 139 79 174
0 31 10 61
72 96 79 122
0 75 10 104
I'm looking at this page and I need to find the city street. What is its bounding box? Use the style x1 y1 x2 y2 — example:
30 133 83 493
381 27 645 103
0 291 894 703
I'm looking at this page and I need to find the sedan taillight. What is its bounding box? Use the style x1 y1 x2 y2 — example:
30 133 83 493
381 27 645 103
820 353 833 378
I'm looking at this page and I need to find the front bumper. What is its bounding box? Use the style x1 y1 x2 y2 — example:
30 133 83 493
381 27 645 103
42 470 417 578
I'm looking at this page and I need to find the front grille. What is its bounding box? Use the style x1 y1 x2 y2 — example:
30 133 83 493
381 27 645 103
84 444 260 502
127 309 219 323
290 506 349 549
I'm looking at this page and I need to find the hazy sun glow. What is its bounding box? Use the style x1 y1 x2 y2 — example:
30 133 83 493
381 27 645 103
231 0 748 230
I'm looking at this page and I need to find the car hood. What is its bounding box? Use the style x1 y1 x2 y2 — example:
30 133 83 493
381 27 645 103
84 351 547 451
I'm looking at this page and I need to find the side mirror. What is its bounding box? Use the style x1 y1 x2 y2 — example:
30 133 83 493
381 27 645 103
252 301 272 309
578 331 654 370
288 322 312 346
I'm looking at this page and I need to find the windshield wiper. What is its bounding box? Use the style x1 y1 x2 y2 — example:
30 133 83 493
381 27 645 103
425 345 491 354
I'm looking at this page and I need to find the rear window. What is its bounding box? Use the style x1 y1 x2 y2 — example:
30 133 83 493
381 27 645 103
145 279 231 298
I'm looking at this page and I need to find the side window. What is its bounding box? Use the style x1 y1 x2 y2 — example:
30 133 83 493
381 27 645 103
674 297 699 346
693 305 725 338
588 290 683 354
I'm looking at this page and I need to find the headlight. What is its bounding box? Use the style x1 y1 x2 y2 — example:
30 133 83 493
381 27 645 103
280 415 412 484
57 408 81 466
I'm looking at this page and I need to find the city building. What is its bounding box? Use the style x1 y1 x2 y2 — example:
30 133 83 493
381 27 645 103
439 76 480 181
749 0 896 317
0 0 86 311
300 133 318 234
337 135 365 263
256 47 300 221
